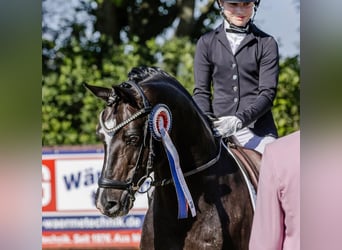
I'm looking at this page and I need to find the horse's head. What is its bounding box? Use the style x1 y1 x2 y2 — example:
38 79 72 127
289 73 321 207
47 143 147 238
84 81 153 217
85 66 218 218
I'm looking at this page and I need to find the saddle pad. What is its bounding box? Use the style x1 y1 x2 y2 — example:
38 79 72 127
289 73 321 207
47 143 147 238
223 141 261 210
229 143 261 191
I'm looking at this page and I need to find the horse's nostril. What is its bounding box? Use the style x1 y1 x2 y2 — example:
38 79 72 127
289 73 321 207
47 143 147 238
105 201 118 210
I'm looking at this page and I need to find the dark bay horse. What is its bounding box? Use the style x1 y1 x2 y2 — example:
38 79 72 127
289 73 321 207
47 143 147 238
85 66 254 249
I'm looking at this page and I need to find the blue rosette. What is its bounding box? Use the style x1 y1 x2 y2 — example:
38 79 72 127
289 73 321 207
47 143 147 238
148 104 172 141
148 104 196 219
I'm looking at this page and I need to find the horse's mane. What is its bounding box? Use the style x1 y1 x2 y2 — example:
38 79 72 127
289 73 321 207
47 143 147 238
127 66 172 82
127 66 191 98
126 66 215 134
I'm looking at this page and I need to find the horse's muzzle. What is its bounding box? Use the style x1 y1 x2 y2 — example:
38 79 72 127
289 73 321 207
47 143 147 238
96 188 134 217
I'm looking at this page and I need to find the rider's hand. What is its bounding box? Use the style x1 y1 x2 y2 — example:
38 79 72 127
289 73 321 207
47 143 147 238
213 116 242 138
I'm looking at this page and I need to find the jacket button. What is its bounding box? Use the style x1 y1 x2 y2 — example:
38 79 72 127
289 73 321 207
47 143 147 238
234 98 238 103
232 75 237 80
232 63 236 68
233 86 238 91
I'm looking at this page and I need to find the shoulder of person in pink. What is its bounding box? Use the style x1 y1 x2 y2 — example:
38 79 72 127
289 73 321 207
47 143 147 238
249 130 300 250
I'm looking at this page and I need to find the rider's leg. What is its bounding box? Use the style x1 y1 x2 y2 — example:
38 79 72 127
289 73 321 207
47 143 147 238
234 127 276 154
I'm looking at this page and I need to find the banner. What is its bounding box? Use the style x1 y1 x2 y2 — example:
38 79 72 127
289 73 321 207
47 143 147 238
42 147 148 249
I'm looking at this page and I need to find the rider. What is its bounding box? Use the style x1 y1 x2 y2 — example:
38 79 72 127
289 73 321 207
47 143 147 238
193 0 279 154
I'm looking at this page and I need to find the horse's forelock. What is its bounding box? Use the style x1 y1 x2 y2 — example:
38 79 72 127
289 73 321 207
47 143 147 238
106 88 119 106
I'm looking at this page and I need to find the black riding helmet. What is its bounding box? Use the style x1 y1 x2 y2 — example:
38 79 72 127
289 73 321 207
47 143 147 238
217 0 261 33
218 0 260 8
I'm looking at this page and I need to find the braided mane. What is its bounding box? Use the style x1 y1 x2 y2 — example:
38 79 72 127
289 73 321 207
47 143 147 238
127 66 174 83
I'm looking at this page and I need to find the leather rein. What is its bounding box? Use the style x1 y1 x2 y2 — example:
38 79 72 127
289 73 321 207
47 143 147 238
97 80 222 195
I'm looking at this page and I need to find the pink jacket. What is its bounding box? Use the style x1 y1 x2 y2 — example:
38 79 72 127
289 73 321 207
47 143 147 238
249 131 300 250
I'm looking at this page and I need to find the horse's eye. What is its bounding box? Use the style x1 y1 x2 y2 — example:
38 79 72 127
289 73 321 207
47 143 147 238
126 135 140 146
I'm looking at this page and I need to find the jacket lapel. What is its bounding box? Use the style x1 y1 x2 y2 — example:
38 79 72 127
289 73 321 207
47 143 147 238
215 24 234 55
234 32 256 55
215 23 257 56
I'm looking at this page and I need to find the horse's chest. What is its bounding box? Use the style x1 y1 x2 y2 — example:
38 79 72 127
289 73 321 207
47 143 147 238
183 205 223 250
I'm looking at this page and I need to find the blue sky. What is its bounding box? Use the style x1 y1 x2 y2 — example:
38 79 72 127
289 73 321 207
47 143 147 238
254 0 300 57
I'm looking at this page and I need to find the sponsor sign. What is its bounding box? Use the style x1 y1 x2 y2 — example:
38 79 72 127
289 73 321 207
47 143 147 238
42 148 148 249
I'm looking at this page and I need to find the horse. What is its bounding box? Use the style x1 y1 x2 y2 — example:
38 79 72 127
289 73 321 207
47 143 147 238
84 66 255 249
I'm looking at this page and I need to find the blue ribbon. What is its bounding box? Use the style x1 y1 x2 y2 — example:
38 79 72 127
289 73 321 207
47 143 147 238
160 127 196 219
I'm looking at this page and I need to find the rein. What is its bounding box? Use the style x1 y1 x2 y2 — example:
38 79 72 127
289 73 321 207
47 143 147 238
152 139 222 187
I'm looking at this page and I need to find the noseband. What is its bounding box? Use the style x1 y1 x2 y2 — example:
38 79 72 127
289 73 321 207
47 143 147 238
97 80 222 196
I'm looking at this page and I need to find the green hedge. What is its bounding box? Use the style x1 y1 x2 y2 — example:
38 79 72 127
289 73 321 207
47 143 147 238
42 38 299 145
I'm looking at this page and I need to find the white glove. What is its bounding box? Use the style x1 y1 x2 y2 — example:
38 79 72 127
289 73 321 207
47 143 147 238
213 116 242 138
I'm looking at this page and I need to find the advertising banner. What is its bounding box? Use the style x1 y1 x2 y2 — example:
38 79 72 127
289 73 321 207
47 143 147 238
42 147 148 249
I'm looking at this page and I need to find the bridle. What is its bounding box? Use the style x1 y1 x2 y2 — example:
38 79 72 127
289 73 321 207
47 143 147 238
97 80 222 197
97 80 154 198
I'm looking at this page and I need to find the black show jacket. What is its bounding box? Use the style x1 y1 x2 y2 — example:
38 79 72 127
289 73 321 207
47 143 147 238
193 23 279 137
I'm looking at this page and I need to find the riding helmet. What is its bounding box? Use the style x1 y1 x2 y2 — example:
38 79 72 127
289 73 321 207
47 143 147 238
221 0 260 8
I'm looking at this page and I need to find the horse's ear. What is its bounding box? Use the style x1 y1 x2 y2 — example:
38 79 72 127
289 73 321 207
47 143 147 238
83 82 139 108
113 85 139 108
83 83 112 103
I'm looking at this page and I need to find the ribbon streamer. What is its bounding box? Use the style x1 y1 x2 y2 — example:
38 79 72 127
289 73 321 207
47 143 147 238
159 123 196 219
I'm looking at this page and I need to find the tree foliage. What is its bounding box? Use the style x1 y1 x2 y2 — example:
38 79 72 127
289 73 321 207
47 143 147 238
89 0 216 44
42 0 300 146
273 56 300 136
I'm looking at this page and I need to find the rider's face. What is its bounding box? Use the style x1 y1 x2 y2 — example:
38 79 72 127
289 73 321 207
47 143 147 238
221 1 254 27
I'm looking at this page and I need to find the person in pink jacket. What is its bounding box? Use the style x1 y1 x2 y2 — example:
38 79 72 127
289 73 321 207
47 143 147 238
249 130 300 250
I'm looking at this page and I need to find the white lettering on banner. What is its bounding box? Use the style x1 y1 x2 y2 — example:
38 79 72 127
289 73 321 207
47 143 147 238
73 233 91 244
43 232 142 246
42 234 72 244
42 215 144 230
91 233 112 243
42 164 52 206
113 233 131 243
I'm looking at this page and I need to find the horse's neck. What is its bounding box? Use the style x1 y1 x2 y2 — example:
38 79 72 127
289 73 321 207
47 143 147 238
153 136 221 201
154 131 218 177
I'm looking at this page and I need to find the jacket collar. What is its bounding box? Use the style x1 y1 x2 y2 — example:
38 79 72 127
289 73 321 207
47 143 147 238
215 23 257 55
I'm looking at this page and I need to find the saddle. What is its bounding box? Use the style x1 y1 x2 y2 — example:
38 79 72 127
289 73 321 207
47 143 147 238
226 136 261 192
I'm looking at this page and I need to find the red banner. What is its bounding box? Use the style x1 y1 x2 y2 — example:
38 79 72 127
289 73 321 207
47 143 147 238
42 230 141 249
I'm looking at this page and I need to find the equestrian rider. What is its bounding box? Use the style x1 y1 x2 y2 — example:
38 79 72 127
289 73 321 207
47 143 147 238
193 0 279 153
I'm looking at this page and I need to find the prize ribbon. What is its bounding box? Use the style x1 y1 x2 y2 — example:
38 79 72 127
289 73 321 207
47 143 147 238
149 104 196 219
